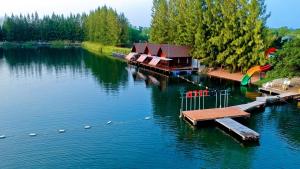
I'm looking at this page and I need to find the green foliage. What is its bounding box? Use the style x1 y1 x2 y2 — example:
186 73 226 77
149 0 169 43
83 6 149 47
150 0 270 72
129 26 149 43
267 38 300 78
1 7 149 47
1 13 84 42
82 41 130 58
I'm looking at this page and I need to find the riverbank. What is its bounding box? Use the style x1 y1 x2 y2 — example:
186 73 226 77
81 41 130 62
0 41 82 49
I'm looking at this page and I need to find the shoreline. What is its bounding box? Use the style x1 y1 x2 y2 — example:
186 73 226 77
0 41 82 49
81 41 130 62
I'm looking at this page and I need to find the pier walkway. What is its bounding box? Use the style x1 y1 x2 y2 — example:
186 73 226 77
182 107 250 125
216 118 259 141
181 91 299 142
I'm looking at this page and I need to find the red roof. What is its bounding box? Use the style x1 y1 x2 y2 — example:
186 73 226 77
145 43 161 56
132 43 147 53
160 44 191 58
131 43 191 58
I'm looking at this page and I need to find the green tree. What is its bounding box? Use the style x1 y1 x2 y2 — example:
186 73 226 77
167 0 178 44
149 0 169 43
268 38 300 78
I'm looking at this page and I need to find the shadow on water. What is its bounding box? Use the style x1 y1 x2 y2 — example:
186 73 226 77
82 51 128 93
267 103 300 147
2 48 85 77
2 48 128 93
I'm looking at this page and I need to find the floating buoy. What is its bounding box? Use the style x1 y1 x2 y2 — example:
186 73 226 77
84 125 91 129
107 121 112 124
29 133 37 137
145 116 151 120
58 129 66 133
0 135 6 139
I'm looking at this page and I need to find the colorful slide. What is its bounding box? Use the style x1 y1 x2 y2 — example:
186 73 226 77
241 47 276 86
241 64 272 85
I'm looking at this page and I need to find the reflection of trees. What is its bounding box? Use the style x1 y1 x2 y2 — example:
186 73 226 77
2 48 129 93
3 48 85 77
268 104 300 146
82 51 128 93
0 49 3 60
150 77 255 169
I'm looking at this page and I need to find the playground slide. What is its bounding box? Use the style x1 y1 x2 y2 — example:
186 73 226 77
241 64 272 85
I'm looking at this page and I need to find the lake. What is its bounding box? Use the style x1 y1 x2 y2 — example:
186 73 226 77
0 48 299 169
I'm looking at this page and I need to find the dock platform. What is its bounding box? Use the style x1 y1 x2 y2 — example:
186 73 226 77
216 118 259 141
235 101 265 111
182 107 250 125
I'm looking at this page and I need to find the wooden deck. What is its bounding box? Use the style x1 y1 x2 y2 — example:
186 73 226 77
129 61 197 76
207 68 260 84
181 90 300 143
182 107 250 125
216 118 259 141
235 101 265 111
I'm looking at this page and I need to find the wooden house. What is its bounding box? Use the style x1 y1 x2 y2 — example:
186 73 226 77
127 43 196 75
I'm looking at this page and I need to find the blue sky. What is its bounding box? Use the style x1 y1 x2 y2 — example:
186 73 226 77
265 0 300 28
0 0 299 28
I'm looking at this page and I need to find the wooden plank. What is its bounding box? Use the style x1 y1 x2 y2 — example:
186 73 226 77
215 118 259 141
182 107 250 125
235 101 265 111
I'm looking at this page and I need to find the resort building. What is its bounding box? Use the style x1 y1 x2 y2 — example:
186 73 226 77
126 43 197 75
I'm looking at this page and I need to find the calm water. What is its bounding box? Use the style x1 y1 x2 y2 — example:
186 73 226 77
0 48 299 169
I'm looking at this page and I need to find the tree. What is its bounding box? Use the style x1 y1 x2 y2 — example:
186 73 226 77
268 38 300 78
149 0 169 43
167 0 178 44
150 0 270 72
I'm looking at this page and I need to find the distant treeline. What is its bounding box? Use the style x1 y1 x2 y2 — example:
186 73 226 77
0 6 149 47
0 13 84 42
150 0 270 72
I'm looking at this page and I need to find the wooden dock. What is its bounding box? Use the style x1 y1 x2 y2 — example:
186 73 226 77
182 107 250 125
235 100 265 111
216 118 259 141
181 90 299 143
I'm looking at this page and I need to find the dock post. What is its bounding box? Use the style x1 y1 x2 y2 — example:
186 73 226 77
203 95 205 109
190 97 192 110
195 94 197 110
186 95 188 111
215 91 218 108
226 90 229 107
179 108 183 118
180 94 184 111
219 91 222 108
198 93 201 110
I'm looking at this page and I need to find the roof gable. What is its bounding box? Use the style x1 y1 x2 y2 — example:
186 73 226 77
132 43 147 53
160 44 191 58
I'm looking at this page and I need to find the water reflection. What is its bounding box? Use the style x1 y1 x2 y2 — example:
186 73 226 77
82 52 128 93
2 48 85 78
149 77 256 169
269 104 300 147
1 49 128 93
1 48 300 168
